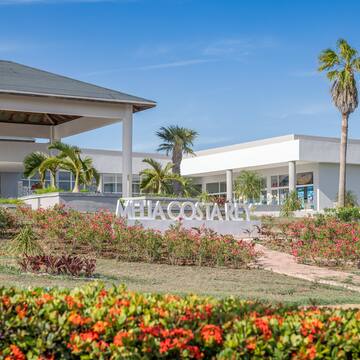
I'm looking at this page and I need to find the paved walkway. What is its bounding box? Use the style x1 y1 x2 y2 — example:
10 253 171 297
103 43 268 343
256 244 360 293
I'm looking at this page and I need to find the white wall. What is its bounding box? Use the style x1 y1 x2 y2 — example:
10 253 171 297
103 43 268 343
318 163 360 209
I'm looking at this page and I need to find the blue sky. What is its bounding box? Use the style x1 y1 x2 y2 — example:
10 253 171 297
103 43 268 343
1 0 360 152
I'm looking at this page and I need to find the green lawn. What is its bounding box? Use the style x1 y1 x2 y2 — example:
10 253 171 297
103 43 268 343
0 256 359 306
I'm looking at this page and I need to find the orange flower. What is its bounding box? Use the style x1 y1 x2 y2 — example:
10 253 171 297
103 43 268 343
79 331 99 342
15 304 27 320
254 318 272 340
9 345 25 360
307 345 317 360
68 312 91 326
2 296 11 308
200 324 222 344
246 339 256 351
113 331 130 346
93 320 108 334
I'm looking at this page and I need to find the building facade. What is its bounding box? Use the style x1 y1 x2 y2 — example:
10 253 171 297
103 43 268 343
2 134 360 212
181 134 360 211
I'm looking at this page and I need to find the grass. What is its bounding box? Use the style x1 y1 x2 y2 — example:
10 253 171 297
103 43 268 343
0 256 359 306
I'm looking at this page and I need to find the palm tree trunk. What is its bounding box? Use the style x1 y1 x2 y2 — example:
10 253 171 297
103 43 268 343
50 172 56 188
338 113 349 207
73 173 80 193
172 148 182 195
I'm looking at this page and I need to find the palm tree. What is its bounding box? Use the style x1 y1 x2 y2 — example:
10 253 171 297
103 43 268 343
140 158 181 195
23 152 48 188
234 170 262 203
48 141 99 192
177 177 200 197
319 39 360 207
156 125 198 194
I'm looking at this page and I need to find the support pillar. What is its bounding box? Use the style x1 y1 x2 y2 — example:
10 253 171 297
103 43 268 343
122 111 133 198
226 169 233 202
288 161 296 192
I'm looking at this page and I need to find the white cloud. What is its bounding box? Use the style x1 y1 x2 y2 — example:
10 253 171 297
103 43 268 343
203 36 278 57
82 58 217 76
137 58 217 70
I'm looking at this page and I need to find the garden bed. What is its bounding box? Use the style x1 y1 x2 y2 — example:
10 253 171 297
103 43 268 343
259 215 360 270
1 283 360 359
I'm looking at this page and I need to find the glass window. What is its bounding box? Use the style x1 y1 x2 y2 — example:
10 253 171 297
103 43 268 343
297 172 313 186
271 189 279 205
261 177 267 189
279 175 289 187
220 182 226 193
271 176 278 188
58 171 71 181
260 190 267 204
58 181 71 191
279 188 289 205
206 183 220 194
104 183 116 193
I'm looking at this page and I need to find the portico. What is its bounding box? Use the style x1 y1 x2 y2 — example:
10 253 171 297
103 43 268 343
0 60 156 197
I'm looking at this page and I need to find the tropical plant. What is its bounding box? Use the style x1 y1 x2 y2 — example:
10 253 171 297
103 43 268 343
23 152 50 188
156 125 198 194
7 225 43 256
336 190 358 208
318 39 360 207
140 158 181 194
234 171 262 203
48 141 99 192
177 177 201 197
280 190 302 217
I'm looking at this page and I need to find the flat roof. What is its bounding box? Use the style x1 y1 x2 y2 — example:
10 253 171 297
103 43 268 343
193 134 360 156
0 60 156 112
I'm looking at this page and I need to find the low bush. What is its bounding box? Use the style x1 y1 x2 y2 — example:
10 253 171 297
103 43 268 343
0 207 16 236
7 225 43 256
325 206 360 222
18 255 96 277
262 216 360 268
15 206 260 268
0 283 359 359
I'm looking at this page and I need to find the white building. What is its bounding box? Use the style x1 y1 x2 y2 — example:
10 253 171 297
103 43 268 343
0 61 359 212
182 134 360 211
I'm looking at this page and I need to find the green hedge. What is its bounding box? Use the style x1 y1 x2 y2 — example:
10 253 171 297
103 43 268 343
1 283 359 359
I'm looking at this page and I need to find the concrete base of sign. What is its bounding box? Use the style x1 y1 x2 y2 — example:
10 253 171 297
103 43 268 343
20 192 120 212
127 219 260 237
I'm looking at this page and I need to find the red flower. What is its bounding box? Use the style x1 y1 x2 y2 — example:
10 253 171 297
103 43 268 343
254 318 272 340
15 304 27 320
93 321 108 334
200 324 223 344
8 345 25 360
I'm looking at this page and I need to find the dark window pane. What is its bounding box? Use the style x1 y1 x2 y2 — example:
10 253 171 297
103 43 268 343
297 172 313 186
104 183 115 193
220 182 226 193
206 183 219 194
58 171 71 181
279 175 289 187
261 177 267 189
271 176 278 188
58 181 71 191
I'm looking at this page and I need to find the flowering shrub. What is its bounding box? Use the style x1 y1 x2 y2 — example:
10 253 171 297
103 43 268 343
262 216 360 268
0 207 17 236
15 206 259 268
1 283 359 359
18 255 96 277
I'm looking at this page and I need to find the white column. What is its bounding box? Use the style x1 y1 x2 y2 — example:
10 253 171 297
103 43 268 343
122 110 133 198
97 174 103 193
226 169 233 202
289 161 296 192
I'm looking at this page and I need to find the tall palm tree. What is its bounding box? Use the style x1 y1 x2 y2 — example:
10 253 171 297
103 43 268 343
319 39 360 207
48 141 99 192
140 158 181 195
234 170 262 203
156 125 198 194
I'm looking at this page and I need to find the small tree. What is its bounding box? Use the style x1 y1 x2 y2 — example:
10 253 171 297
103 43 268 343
280 191 302 217
140 158 181 195
234 171 262 203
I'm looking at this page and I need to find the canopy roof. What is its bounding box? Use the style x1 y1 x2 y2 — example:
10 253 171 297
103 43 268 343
0 60 156 113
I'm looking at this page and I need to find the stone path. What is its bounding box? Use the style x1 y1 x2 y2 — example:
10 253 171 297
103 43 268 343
256 244 360 293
